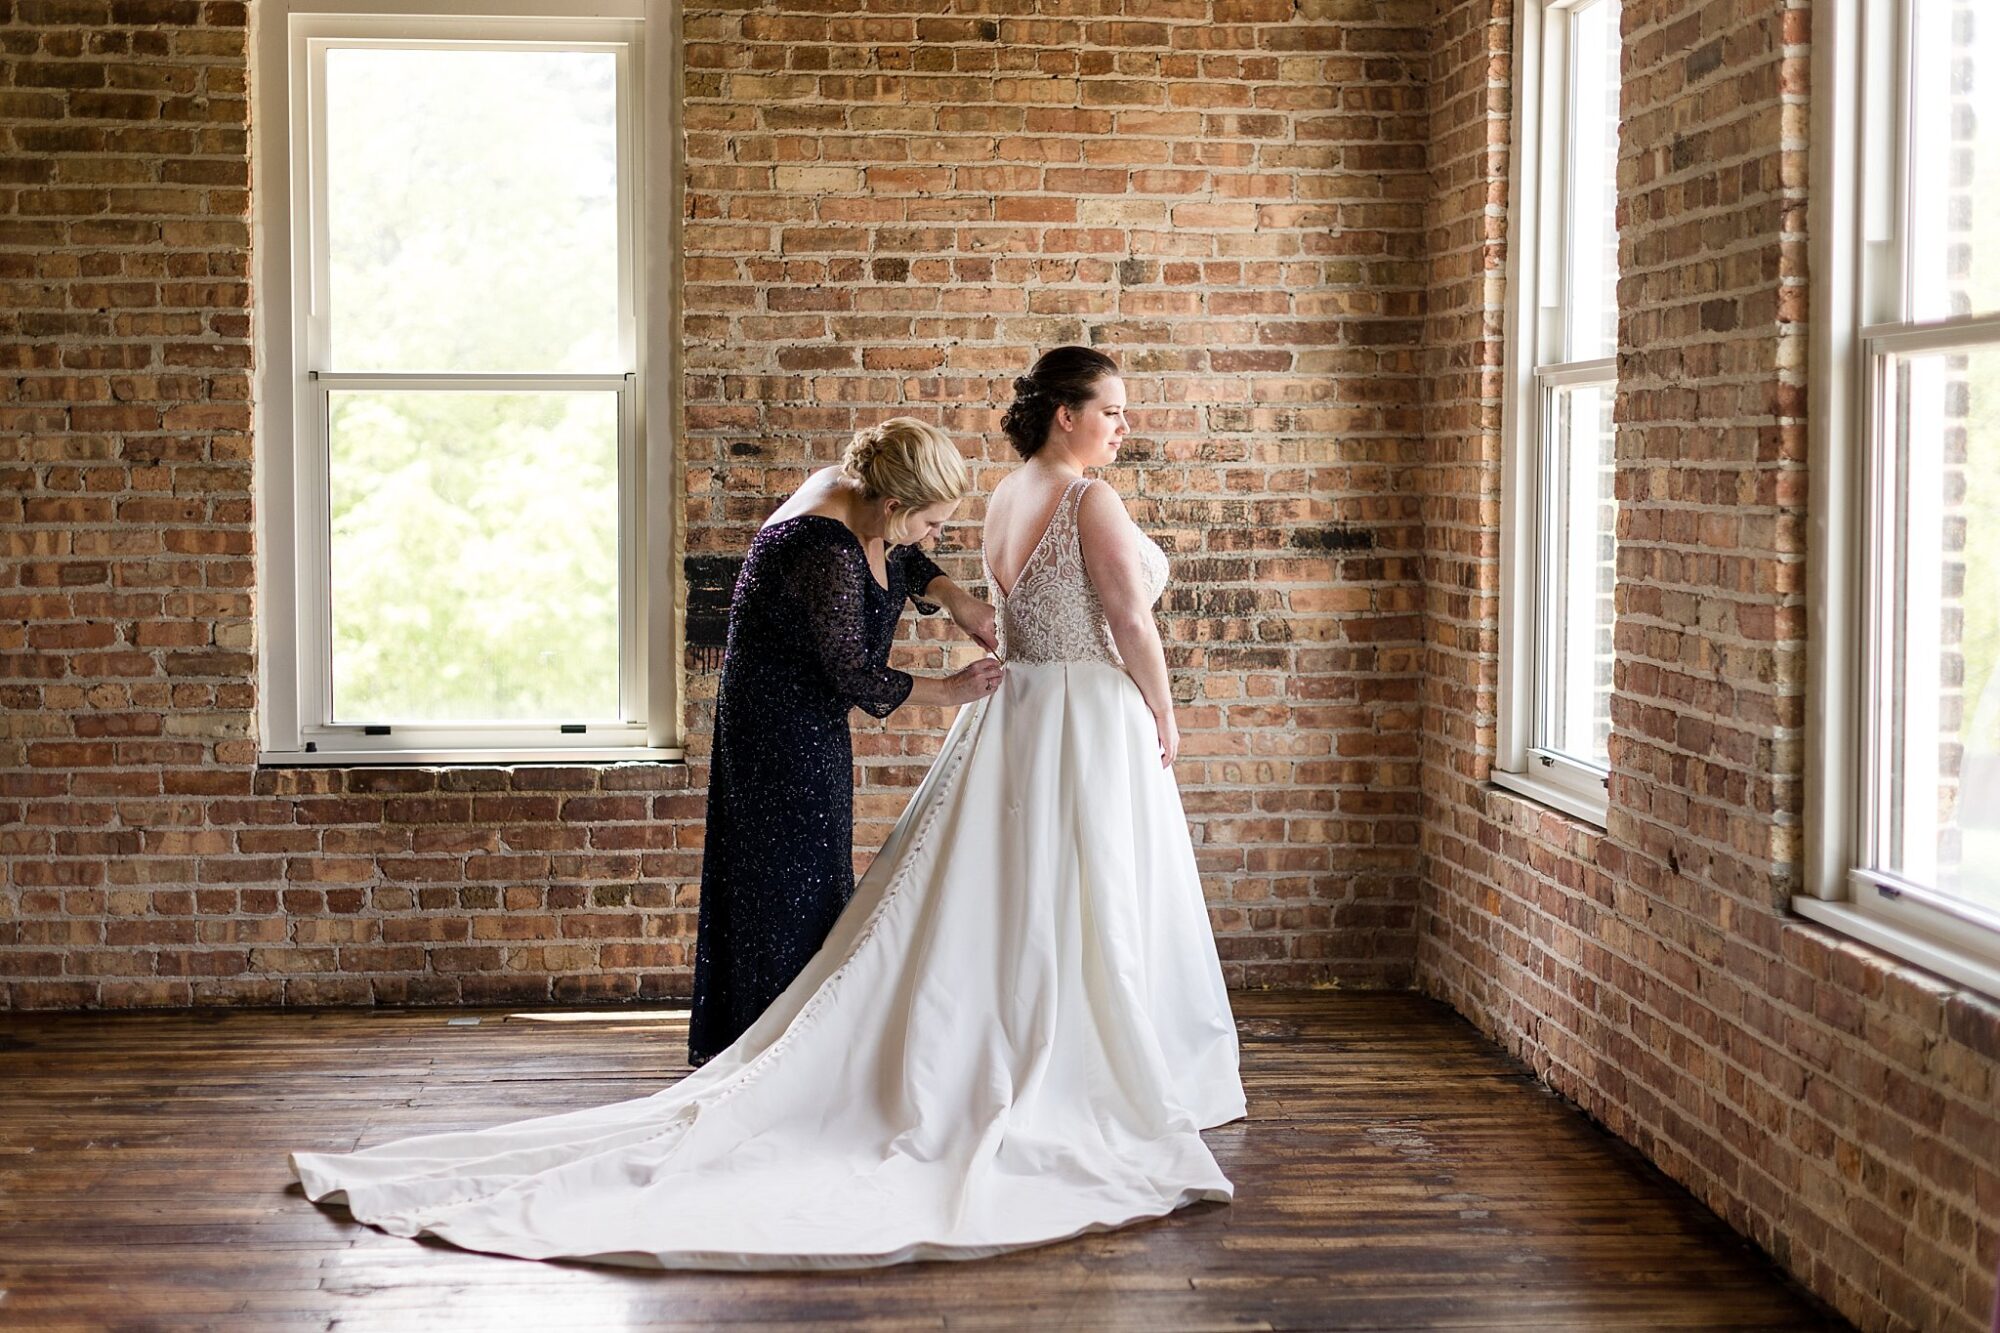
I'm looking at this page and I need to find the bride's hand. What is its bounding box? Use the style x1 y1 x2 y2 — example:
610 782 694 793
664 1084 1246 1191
1153 707 1180 769
951 595 998 654
944 656 1005 705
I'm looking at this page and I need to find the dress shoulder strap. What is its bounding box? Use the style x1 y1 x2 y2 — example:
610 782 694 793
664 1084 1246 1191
1050 475 1094 551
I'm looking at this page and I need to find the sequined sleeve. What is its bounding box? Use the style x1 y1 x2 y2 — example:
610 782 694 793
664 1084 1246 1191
792 538 915 719
893 545 947 616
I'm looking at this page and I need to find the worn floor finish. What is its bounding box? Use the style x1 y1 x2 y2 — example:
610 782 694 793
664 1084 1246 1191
0 992 1847 1331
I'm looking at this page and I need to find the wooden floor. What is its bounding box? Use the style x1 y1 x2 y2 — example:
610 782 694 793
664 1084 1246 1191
0 992 1847 1332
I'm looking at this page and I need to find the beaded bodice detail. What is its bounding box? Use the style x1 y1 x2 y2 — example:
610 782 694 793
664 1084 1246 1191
989 477 1170 666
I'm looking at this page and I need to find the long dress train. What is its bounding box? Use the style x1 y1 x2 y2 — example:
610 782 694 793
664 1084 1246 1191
290 476 1245 1268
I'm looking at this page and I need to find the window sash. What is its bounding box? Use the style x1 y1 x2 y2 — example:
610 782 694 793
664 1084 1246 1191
1495 0 1619 826
1558 0 1619 363
256 6 677 762
1805 0 2000 996
299 372 640 749
1531 360 1616 779
1855 322 2000 934
301 29 639 376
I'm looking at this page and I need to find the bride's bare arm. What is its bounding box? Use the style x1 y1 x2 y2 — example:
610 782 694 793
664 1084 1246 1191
1075 480 1178 767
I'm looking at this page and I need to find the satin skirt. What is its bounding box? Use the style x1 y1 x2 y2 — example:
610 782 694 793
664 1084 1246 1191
291 660 1246 1269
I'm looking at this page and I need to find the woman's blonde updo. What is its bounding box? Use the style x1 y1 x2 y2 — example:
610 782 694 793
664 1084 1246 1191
840 417 969 543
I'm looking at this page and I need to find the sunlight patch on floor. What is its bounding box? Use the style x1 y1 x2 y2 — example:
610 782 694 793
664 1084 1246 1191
502 1010 691 1024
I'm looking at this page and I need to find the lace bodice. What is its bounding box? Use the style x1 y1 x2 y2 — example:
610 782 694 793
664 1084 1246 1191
989 477 1170 666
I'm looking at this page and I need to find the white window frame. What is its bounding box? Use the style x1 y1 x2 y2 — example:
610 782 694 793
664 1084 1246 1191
1802 0 2000 1000
250 0 683 765
1494 0 1620 826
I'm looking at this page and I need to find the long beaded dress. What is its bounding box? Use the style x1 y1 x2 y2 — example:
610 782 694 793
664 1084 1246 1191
687 515 944 1065
291 477 1244 1268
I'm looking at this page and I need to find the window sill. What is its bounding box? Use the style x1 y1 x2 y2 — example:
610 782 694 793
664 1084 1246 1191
259 746 686 767
1790 896 2000 1004
1488 766 1608 828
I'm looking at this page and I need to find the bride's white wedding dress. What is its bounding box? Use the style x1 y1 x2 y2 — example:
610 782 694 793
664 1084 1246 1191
291 476 1245 1268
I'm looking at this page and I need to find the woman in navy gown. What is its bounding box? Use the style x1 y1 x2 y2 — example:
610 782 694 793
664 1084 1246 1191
687 418 1002 1065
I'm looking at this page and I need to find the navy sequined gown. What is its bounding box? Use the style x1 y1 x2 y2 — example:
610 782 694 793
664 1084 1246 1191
687 516 944 1066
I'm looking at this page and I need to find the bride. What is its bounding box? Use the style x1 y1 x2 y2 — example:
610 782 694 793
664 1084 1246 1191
291 347 1246 1268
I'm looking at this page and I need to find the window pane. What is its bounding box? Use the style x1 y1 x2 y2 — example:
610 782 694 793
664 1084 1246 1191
328 390 621 723
324 47 621 372
1566 0 1622 361
1542 380 1617 768
1881 342 2000 917
1908 0 2000 322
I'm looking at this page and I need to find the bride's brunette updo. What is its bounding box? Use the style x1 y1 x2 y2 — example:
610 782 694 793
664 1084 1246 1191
1001 346 1120 459
839 416 969 544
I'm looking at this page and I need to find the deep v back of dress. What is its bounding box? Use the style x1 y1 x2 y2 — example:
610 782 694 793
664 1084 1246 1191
991 476 1169 666
292 482 1243 1270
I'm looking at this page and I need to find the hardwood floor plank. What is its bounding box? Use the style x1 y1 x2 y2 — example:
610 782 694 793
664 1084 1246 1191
0 993 1849 1331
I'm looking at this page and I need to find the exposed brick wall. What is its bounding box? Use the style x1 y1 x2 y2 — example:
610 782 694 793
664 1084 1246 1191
1 1 1433 1008
1418 1 2000 1330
